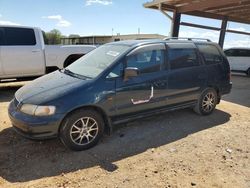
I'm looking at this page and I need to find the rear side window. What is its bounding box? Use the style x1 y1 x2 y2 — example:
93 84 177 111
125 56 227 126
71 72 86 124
168 48 199 70
3 27 36 46
197 44 223 65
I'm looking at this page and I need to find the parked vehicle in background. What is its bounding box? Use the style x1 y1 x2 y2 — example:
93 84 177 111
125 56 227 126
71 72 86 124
224 48 250 76
9 38 232 151
0 25 96 81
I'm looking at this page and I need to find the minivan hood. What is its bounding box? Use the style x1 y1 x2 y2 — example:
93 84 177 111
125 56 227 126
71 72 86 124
15 70 88 104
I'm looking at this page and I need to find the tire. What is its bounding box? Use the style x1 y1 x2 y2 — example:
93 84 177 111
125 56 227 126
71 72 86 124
194 88 218 116
59 109 104 151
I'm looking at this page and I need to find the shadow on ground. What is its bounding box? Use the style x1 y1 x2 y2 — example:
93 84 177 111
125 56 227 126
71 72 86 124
222 74 250 108
0 108 231 183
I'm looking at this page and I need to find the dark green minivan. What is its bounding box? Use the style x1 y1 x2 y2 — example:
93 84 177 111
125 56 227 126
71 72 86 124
8 38 232 151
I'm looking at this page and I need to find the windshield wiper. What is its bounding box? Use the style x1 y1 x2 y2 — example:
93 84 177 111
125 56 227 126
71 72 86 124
63 68 92 79
63 68 76 77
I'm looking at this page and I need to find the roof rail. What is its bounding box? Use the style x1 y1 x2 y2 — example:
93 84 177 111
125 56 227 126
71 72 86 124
164 37 211 42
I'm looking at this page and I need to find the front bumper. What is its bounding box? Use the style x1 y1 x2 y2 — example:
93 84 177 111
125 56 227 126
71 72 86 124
8 99 64 140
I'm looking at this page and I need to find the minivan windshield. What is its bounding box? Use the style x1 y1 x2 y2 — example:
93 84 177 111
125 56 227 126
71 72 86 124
66 44 130 78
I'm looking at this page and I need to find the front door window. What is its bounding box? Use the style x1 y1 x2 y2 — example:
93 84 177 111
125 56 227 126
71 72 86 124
126 49 164 75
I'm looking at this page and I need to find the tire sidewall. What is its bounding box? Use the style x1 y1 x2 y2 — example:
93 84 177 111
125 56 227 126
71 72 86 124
198 88 217 115
59 109 104 151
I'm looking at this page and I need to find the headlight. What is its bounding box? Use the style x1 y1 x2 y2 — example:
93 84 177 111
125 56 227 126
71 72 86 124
20 104 56 116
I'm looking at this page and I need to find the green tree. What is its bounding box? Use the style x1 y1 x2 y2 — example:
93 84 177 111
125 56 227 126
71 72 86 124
45 29 62 44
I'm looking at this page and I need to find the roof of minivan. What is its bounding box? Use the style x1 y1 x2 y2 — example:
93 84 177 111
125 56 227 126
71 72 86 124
108 39 215 47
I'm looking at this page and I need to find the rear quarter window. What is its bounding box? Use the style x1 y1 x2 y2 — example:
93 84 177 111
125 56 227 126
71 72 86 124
197 44 223 65
3 27 36 46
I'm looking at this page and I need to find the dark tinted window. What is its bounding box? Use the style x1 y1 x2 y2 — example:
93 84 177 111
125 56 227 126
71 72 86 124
224 49 250 57
224 49 237 56
4 27 36 45
238 49 250 57
168 48 199 70
0 28 4 45
127 49 164 74
197 44 223 64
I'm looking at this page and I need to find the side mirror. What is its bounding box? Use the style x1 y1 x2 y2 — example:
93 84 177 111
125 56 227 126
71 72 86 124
124 67 139 81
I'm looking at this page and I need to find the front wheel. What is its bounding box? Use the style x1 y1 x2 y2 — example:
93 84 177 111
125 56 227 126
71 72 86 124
194 88 218 115
59 109 104 151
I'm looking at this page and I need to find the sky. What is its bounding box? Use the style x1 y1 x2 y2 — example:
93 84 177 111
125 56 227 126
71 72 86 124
1 0 250 48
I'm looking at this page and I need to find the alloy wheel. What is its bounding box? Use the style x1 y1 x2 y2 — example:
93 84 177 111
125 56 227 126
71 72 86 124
70 117 99 146
202 92 216 113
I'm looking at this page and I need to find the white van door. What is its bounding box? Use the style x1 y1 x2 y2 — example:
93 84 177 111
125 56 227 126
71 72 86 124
0 27 45 77
0 28 4 76
235 49 250 72
225 49 250 72
227 56 237 70
224 49 238 70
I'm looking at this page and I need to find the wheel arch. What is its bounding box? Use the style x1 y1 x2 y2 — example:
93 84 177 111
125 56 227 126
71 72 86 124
205 85 220 103
63 54 84 68
200 85 219 96
46 66 60 73
59 105 112 135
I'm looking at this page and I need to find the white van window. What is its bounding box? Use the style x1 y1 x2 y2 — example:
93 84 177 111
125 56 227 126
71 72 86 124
225 49 250 57
0 28 4 45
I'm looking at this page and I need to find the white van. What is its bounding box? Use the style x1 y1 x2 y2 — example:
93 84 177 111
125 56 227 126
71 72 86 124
224 48 250 76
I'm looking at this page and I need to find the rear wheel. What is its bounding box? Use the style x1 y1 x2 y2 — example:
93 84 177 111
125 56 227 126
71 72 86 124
59 109 104 151
194 88 217 115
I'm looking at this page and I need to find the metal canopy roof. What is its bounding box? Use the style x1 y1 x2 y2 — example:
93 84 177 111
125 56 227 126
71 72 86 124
144 0 250 24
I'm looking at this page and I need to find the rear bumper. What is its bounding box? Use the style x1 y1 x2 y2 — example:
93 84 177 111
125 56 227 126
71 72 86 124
8 100 64 140
221 82 232 95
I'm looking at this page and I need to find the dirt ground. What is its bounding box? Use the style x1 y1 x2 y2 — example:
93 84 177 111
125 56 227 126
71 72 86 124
0 75 249 188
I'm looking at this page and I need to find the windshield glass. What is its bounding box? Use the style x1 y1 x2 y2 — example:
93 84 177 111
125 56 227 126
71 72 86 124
66 44 130 78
